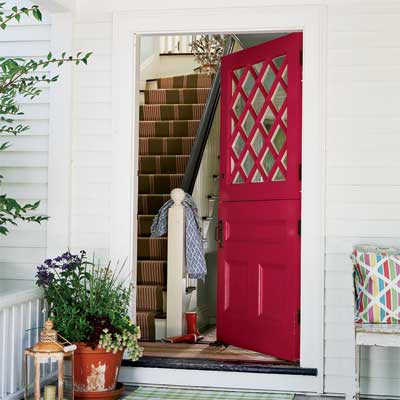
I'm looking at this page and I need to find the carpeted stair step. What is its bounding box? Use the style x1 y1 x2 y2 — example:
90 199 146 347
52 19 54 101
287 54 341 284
139 104 206 121
137 237 167 260
139 120 200 138
136 311 157 341
138 174 184 194
136 285 164 312
139 137 195 156
155 73 214 89
139 155 190 174
138 194 170 215
137 261 167 285
138 215 156 236
144 88 210 104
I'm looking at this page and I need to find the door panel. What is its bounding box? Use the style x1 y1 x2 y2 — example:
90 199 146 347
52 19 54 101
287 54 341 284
220 33 302 202
217 33 302 362
217 200 300 361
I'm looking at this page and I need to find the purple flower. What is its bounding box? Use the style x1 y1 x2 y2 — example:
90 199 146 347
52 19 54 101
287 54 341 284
62 251 72 260
44 259 52 266
55 256 62 262
36 265 54 287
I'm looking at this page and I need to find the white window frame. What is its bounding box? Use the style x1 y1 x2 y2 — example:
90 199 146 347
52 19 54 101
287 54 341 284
111 5 327 394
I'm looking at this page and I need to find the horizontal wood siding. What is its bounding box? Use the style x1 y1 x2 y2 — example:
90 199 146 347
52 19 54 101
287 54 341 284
325 3 400 397
0 1 51 279
70 15 113 262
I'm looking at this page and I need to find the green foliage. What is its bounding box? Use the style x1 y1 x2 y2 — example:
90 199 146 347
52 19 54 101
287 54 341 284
0 4 92 235
36 251 142 361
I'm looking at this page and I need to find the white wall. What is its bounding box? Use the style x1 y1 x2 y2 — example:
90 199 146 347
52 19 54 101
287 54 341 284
0 1 52 279
5 0 400 397
68 1 400 397
69 12 113 263
325 3 400 397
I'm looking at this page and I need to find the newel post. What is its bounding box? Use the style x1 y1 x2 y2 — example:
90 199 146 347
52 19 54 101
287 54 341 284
166 188 186 337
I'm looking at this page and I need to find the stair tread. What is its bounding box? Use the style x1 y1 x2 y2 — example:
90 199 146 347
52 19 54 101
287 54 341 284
144 88 210 105
139 137 195 156
139 120 200 138
155 73 215 89
140 104 206 121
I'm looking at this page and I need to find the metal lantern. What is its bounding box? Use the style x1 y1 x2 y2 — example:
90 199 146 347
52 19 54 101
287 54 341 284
24 320 76 400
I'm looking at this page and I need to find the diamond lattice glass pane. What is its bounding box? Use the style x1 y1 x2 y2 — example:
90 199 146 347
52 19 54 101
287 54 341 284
272 167 285 181
282 108 287 127
233 171 244 184
273 55 285 70
241 151 255 177
271 126 286 153
232 134 245 157
241 111 255 137
272 83 286 112
261 107 275 134
261 149 275 176
230 157 235 173
251 169 264 183
262 65 275 93
251 88 265 114
282 150 287 170
232 79 236 95
253 62 264 75
234 67 244 80
233 93 245 119
251 129 264 156
282 66 288 84
242 71 255 98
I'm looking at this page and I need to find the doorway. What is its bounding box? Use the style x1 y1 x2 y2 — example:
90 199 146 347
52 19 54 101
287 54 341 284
112 5 326 391
134 32 302 366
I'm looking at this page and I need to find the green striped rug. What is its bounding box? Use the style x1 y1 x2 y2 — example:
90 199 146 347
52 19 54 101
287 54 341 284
124 386 295 399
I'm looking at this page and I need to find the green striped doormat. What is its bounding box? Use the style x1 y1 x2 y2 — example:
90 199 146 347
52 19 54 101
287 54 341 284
124 386 295 399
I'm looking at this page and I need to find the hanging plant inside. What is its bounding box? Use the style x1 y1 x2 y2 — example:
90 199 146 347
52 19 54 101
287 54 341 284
190 34 226 74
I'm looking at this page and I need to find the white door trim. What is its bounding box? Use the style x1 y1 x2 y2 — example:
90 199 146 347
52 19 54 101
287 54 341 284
111 4 327 394
46 12 73 257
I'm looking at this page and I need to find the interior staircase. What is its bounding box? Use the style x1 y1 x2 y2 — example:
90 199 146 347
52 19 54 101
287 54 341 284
136 72 214 341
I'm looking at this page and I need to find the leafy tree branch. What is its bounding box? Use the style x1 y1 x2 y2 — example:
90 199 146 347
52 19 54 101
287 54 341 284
0 4 91 235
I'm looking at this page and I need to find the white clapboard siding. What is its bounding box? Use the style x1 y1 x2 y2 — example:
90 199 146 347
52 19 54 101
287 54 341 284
0 1 51 281
324 4 400 397
70 15 113 261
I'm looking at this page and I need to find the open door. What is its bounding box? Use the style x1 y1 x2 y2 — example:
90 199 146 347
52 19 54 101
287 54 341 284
217 33 302 361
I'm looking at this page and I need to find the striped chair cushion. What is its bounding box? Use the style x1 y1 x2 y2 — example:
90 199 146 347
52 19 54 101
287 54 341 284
351 245 400 323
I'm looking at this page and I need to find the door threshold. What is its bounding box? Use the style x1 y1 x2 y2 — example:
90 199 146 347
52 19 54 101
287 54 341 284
122 357 317 376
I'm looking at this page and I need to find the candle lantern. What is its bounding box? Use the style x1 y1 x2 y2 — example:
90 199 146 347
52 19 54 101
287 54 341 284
24 320 76 400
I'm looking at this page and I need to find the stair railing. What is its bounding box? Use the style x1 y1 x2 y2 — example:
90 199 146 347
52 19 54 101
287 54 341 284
159 35 201 55
164 36 235 337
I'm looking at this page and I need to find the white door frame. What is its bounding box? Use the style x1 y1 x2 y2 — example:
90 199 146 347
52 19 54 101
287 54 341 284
111 5 327 394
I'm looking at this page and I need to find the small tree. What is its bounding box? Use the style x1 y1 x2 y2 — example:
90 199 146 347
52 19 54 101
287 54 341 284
0 3 91 235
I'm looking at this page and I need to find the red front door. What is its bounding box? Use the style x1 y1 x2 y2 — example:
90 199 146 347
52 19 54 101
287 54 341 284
217 33 303 361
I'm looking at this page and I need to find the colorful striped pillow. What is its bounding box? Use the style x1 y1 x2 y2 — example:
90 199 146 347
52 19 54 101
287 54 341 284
351 245 400 324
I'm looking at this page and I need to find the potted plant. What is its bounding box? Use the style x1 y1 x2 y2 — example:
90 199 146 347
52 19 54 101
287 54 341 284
36 251 142 399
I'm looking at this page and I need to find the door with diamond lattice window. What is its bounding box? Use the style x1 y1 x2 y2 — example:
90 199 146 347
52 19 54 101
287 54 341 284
217 33 302 361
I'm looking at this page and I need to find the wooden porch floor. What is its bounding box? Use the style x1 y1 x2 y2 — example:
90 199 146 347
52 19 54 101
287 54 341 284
140 341 295 365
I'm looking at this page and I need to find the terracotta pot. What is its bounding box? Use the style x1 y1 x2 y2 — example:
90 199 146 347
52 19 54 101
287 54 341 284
73 343 123 395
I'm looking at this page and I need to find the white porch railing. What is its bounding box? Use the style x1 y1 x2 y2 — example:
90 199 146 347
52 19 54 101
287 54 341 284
0 281 46 400
159 35 201 54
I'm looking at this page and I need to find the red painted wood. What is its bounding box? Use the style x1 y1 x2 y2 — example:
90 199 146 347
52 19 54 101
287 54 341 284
219 33 302 202
217 33 302 362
